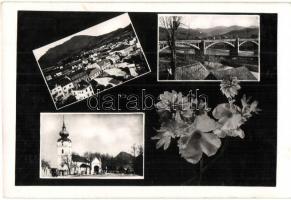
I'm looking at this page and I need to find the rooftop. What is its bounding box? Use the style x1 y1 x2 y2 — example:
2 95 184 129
75 80 91 90
58 77 72 87
88 68 102 77
47 76 65 90
211 66 256 80
97 59 111 67
68 69 88 81
175 62 211 80
72 154 89 163
111 44 131 51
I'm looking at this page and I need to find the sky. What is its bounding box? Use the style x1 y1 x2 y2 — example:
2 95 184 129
159 14 259 29
40 113 144 168
33 13 131 61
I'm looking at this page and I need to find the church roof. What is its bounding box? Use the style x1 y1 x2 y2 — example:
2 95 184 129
58 115 71 142
57 137 71 142
80 163 90 168
59 116 70 136
72 154 89 163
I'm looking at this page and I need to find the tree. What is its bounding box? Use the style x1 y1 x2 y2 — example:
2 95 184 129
41 159 51 169
137 145 143 156
41 159 51 175
100 153 115 172
133 146 143 176
131 143 137 157
160 16 182 79
70 162 78 175
61 155 73 175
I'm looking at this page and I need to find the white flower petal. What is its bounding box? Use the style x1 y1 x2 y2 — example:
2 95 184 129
221 114 244 131
178 135 203 164
160 91 171 102
153 132 172 150
156 101 170 111
213 129 227 138
194 113 218 132
232 128 245 139
199 132 221 156
212 103 232 120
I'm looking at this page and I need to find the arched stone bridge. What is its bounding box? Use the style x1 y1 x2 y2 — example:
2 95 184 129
159 38 259 56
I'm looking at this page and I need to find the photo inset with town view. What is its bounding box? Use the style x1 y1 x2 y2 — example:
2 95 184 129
40 113 144 179
158 14 260 81
33 13 150 109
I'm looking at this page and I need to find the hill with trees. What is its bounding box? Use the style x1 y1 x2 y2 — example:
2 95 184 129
159 25 259 40
38 24 133 69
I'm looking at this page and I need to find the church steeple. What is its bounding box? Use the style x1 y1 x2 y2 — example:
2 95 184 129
62 115 66 130
57 114 72 175
59 115 69 139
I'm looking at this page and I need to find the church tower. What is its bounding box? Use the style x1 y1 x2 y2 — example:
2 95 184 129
57 115 72 176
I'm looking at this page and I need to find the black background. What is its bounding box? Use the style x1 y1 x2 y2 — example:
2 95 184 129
16 11 277 186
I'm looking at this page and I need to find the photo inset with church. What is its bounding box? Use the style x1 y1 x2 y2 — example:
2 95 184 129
40 113 144 179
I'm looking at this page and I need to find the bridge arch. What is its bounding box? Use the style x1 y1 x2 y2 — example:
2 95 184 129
159 45 169 52
185 43 200 50
205 41 235 50
176 42 200 50
239 40 259 47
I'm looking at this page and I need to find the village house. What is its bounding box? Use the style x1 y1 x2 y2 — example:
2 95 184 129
136 41 141 49
41 160 52 177
50 65 72 79
50 84 64 99
70 155 102 176
68 70 89 86
129 38 137 45
71 154 91 175
93 77 113 87
55 71 63 77
82 59 89 65
71 65 78 70
129 67 138 77
115 46 134 57
87 68 102 81
106 54 120 64
59 77 74 95
89 53 98 62
72 80 94 101
96 59 112 70
85 63 100 70
109 78 122 87
46 75 52 81
115 62 130 69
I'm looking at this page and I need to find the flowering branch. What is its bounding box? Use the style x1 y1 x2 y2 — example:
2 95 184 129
151 76 261 184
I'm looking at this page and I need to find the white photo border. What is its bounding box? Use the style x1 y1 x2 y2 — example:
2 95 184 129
2 2 290 199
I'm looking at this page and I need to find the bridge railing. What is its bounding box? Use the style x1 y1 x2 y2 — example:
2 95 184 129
159 38 259 44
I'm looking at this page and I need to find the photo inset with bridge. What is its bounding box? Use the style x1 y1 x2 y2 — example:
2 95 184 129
158 14 260 81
